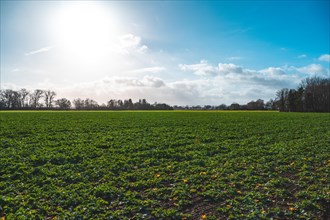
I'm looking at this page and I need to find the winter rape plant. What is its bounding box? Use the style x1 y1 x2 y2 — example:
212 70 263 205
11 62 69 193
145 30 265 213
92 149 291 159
0 111 329 219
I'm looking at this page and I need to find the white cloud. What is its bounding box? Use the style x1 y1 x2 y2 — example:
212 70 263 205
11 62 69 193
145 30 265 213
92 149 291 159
297 64 329 76
0 82 22 90
259 67 290 81
25 45 55 56
318 54 330 62
119 34 148 55
227 56 243 61
180 60 328 82
179 61 244 76
119 34 141 48
111 76 165 88
218 63 243 75
179 60 217 76
129 66 166 74
297 54 307 58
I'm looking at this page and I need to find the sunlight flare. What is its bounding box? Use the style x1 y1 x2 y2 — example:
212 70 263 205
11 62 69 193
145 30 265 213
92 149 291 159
50 2 119 64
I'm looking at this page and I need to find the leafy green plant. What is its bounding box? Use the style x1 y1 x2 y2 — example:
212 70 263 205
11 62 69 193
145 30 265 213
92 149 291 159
0 111 329 219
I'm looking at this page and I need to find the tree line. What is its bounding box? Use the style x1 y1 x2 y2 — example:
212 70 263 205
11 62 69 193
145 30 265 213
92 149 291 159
1 76 329 112
0 89 173 110
173 98 273 110
275 76 329 112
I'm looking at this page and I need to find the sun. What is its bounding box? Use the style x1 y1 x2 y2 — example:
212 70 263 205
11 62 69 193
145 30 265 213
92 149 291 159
50 2 119 65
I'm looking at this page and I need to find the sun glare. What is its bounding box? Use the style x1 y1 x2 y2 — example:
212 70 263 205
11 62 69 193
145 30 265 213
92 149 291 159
50 2 118 65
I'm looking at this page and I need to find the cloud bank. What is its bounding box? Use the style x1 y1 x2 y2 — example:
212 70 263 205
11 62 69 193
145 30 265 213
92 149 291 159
12 61 322 106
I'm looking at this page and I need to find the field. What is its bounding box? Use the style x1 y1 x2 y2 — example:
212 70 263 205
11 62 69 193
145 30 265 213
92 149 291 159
0 111 329 219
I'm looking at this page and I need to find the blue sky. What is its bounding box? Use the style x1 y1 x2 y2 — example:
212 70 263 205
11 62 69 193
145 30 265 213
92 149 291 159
1 0 329 105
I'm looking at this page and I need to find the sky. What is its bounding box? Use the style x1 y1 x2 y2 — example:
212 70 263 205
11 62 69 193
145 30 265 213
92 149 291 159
1 0 329 106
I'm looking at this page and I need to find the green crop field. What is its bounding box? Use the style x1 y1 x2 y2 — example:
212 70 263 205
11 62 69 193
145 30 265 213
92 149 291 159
0 111 329 219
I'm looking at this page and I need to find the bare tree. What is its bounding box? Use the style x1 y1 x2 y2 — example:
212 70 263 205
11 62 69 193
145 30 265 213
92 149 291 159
265 99 275 110
107 99 116 109
73 98 85 109
0 89 20 109
29 89 44 108
84 98 98 109
0 90 6 109
44 90 56 108
0 89 11 108
19 89 29 108
276 88 289 112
